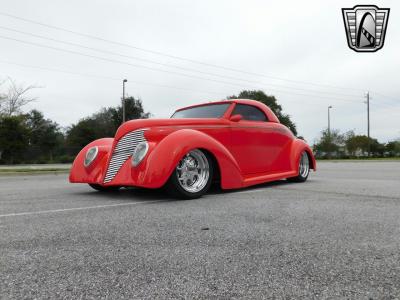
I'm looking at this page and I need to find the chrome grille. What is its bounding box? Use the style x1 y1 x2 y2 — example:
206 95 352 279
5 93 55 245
103 129 146 183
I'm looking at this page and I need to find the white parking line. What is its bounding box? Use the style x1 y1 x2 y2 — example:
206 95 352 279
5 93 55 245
0 200 164 218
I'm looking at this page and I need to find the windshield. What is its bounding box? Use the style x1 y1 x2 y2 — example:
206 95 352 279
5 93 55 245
171 103 230 118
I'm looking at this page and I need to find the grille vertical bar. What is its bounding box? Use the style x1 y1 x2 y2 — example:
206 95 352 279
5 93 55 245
103 129 146 183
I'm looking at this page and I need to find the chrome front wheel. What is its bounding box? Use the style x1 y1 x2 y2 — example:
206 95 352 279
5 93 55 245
176 149 210 193
166 149 213 199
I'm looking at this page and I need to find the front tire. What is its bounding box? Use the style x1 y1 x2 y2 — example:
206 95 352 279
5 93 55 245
287 151 310 182
165 149 213 199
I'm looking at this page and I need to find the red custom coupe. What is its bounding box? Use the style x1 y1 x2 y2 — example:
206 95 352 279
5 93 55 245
69 99 316 198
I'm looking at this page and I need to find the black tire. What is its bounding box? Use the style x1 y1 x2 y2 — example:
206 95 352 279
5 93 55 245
89 184 120 192
287 151 310 183
165 149 214 199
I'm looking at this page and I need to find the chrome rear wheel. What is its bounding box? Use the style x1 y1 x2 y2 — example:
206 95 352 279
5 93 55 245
287 151 310 182
299 152 310 178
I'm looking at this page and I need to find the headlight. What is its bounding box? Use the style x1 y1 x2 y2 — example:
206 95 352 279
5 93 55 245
132 142 149 167
84 146 98 167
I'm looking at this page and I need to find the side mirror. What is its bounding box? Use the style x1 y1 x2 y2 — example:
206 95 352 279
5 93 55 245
229 114 242 122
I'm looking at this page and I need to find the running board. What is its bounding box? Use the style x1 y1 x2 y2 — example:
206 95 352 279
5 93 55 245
242 170 297 188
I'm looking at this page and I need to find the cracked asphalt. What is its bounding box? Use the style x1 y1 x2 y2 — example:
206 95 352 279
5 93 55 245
1 161 400 299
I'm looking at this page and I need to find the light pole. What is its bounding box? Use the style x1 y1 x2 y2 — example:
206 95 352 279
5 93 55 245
122 79 127 123
365 91 370 157
328 105 332 158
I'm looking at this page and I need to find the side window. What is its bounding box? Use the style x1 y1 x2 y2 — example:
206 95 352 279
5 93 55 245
232 104 268 122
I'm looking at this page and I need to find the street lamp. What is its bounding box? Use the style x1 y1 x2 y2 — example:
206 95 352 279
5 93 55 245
328 105 332 137
328 106 333 158
122 79 128 123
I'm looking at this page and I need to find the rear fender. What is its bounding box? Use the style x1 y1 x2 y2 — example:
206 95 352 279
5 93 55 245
138 129 243 189
290 139 317 173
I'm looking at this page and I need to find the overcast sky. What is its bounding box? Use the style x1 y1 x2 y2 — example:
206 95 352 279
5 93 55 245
1 0 399 143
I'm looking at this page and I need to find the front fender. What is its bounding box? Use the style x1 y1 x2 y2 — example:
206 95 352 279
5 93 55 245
137 129 243 189
69 138 114 183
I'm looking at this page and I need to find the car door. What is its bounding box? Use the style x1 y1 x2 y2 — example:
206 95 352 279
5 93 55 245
228 104 292 175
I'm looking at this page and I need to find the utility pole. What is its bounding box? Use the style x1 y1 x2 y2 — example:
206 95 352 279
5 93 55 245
328 105 332 159
122 79 128 123
365 91 370 157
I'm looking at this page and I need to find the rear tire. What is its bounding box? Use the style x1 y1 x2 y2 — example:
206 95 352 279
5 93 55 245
89 184 120 192
287 151 310 183
165 149 213 199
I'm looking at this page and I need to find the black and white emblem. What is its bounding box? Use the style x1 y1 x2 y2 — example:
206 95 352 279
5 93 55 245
342 5 390 52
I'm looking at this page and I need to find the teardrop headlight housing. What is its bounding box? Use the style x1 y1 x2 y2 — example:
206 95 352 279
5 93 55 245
84 146 98 167
132 142 149 167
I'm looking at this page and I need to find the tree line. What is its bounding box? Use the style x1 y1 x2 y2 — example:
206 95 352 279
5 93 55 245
0 96 150 164
0 77 151 164
313 128 400 159
0 79 399 164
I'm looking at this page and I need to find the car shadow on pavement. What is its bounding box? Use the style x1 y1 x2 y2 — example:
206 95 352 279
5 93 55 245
208 179 296 196
71 187 176 202
71 179 307 202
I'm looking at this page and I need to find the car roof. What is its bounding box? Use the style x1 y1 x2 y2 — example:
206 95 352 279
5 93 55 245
175 99 280 123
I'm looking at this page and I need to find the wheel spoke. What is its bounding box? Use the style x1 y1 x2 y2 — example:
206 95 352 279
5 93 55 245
299 152 309 178
175 149 210 193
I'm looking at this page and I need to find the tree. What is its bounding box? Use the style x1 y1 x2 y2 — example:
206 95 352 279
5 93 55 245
25 110 63 161
66 118 99 150
345 133 384 157
313 128 345 158
228 90 297 135
0 78 5 107
0 116 29 164
370 138 385 157
112 96 152 126
0 78 40 117
385 140 400 157
66 96 150 154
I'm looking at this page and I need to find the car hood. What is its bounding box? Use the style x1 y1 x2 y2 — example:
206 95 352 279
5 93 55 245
114 118 227 140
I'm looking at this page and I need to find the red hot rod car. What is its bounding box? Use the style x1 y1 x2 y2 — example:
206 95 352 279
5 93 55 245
69 99 316 198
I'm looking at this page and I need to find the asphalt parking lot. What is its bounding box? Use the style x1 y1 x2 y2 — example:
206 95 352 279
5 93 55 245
1 161 400 299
